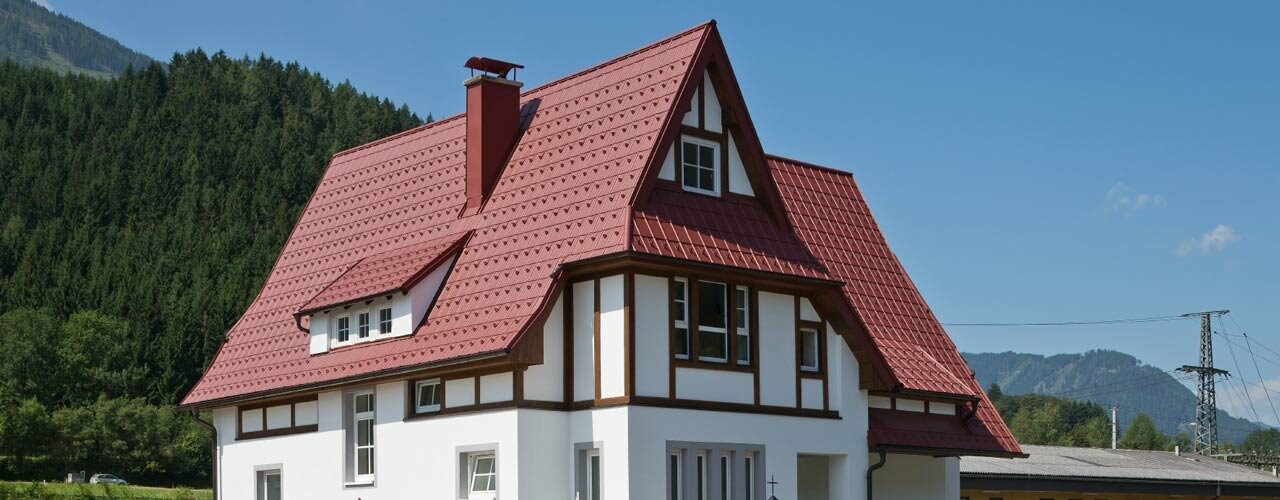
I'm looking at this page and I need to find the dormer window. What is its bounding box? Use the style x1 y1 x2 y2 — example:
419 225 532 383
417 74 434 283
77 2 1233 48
357 312 371 339
681 137 719 196
336 316 351 343
378 307 393 334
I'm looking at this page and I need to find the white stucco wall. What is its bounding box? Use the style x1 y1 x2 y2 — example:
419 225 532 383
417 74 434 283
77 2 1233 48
675 367 753 404
703 72 722 133
633 274 670 397
759 291 797 407
599 274 626 399
870 453 957 500
727 132 754 197
658 144 676 181
572 280 595 402
524 293 564 402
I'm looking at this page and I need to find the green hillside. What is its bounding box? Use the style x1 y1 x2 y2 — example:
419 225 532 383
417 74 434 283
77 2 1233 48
0 0 153 77
0 51 422 484
965 350 1265 444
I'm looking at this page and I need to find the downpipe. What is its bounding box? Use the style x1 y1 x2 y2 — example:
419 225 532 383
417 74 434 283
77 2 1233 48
186 411 218 500
866 450 887 500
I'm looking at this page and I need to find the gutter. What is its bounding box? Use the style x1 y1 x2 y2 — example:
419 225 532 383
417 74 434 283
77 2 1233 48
185 411 218 500
866 450 887 500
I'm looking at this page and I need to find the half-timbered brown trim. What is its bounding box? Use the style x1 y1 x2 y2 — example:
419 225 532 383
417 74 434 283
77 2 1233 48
235 394 320 441
593 278 602 401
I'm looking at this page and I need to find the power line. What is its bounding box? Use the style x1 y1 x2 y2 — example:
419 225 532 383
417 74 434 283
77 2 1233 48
943 315 1192 327
1242 332 1280 427
1220 330 1264 423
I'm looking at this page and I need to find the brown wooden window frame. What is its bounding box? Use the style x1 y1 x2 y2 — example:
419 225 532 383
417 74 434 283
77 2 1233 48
235 394 320 441
797 320 825 379
671 276 753 371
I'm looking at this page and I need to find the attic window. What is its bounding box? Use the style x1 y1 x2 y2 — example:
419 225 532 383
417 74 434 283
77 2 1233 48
681 137 719 196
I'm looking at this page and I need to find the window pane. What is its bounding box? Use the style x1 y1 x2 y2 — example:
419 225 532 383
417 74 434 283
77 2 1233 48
674 327 689 358
357 419 373 446
477 456 495 474
699 330 726 361
697 282 726 329
673 281 687 322
358 448 372 475
355 393 373 413
699 145 715 169
720 456 729 500
699 168 715 191
735 288 748 327
378 308 392 333
736 333 750 365
744 456 753 499
418 382 439 409
683 142 698 163
801 329 819 370
358 313 370 338
590 454 601 500
337 317 350 342
669 455 680 500
683 164 698 188
697 455 705 500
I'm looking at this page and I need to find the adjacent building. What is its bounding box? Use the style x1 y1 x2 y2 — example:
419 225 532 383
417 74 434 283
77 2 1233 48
180 20 1022 500
961 444 1280 499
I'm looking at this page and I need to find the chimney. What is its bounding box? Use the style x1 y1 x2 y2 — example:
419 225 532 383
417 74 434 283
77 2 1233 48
463 57 524 213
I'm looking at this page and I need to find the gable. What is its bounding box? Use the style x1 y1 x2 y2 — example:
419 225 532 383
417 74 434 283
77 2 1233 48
181 23 712 407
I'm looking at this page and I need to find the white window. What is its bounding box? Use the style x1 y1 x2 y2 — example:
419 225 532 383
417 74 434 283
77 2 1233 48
256 468 281 500
673 278 690 360
800 327 820 372
695 453 708 500
668 453 682 500
743 454 754 500
336 315 350 343
352 391 375 482
467 452 497 498
719 454 730 500
681 137 720 195
734 286 750 365
585 450 602 500
378 307 392 335
415 378 441 414
696 281 728 363
357 312 371 339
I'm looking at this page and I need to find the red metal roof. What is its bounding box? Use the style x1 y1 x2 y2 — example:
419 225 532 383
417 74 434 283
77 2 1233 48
632 184 829 279
297 231 469 315
182 20 1019 457
182 22 712 406
766 154 1021 456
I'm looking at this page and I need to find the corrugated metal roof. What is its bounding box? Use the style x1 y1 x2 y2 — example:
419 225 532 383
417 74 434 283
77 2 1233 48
181 22 712 406
962 444 1280 484
768 155 1020 456
182 21 1019 458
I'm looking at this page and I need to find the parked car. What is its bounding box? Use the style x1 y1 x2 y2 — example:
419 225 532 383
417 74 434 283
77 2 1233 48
89 474 127 485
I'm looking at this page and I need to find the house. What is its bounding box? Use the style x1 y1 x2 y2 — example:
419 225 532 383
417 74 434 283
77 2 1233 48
179 20 1022 500
960 444 1280 499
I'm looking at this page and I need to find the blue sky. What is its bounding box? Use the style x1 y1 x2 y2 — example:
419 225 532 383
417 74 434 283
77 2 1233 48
44 1 1280 422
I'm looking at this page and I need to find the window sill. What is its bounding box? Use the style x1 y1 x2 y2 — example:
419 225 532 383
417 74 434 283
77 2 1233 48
674 358 753 373
343 479 375 488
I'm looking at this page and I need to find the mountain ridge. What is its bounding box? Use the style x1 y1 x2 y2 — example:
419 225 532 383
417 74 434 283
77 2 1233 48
0 0 153 77
963 349 1266 444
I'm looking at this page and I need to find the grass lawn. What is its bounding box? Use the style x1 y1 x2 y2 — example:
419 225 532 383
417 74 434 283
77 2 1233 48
0 481 212 499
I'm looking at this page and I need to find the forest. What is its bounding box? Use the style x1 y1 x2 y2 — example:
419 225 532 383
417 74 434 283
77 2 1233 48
0 51 423 485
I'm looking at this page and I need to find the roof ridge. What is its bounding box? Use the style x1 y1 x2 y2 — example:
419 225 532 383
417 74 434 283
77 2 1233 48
766 153 854 177
333 21 714 162
520 20 715 98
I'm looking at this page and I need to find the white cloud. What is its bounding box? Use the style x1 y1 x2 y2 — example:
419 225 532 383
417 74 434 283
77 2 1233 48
1104 182 1166 214
1176 224 1239 257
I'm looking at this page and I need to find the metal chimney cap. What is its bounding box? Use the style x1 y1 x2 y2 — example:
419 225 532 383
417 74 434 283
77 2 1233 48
464 57 524 79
